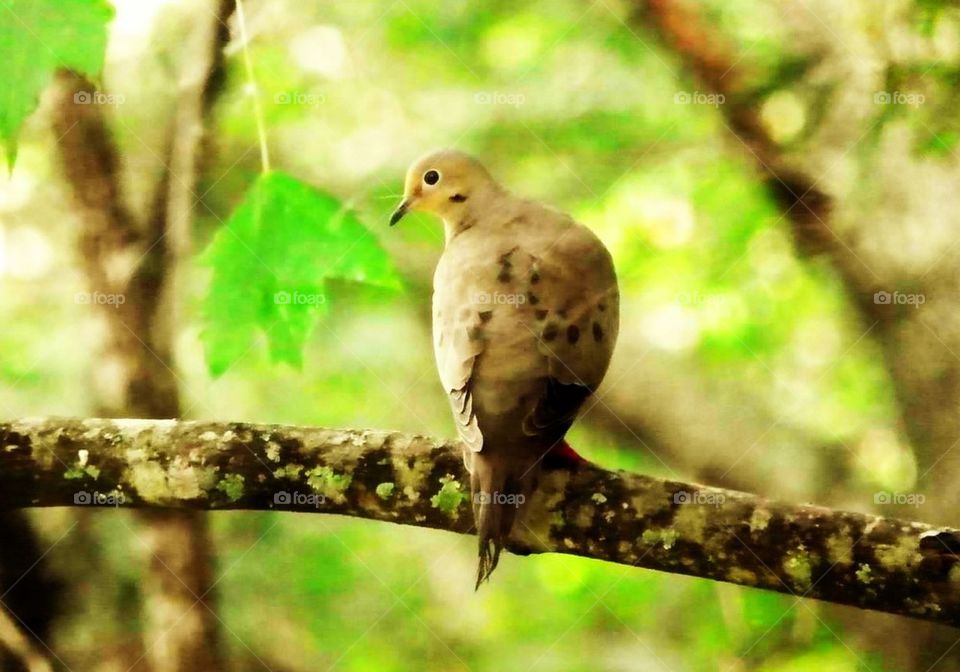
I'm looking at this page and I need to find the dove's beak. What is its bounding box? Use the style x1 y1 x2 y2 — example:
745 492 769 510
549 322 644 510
389 200 410 226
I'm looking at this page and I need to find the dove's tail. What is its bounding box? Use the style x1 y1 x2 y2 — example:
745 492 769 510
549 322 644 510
470 452 540 589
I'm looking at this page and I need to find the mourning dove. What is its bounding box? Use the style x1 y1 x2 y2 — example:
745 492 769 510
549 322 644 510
391 149 619 586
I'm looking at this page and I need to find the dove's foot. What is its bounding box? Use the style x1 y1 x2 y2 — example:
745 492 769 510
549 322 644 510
543 440 588 471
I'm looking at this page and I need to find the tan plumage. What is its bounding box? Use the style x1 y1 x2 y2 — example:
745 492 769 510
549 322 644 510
391 150 619 586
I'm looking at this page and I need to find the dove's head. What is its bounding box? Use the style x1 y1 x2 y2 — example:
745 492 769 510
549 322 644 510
390 150 499 227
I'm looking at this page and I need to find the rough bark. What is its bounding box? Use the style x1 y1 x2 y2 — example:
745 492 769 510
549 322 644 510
3 417 960 628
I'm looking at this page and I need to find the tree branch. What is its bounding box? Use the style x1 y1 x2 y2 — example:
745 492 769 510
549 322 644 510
3 417 960 627
635 0 895 327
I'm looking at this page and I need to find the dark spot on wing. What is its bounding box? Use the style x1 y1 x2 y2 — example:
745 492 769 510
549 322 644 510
535 309 548 320
598 302 607 312
592 322 604 342
479 310 493 323
455 214 476 237
527 293 539 305
530 271 540 284
542 323 559 341
468 326 483 341
497 247 517 283
567 325 580 344
498 247 518 263
449 193 468 202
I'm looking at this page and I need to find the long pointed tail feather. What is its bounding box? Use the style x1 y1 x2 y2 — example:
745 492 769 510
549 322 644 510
470 453 539 588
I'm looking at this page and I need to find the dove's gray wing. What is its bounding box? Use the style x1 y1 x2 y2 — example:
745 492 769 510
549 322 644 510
432 238 488 453
522 218 619 441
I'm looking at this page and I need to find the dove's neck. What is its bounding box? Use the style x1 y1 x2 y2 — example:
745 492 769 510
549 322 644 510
441 182 508 245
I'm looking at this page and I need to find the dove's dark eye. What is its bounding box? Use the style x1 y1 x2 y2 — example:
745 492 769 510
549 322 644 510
423 170 440 186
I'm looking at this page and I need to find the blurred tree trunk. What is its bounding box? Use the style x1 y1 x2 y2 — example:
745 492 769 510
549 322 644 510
0 513 60 672
50 1 234 669
634 0 960 668
0 607 52 672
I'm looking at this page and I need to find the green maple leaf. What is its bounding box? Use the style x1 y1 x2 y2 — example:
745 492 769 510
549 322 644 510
200 170 403 376
0 0 113 166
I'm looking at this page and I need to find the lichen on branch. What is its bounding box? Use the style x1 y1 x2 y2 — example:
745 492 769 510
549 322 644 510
2 417 960 627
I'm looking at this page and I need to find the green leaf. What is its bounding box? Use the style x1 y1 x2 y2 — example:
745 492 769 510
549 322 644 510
0 0 113 166
200 170 403 376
